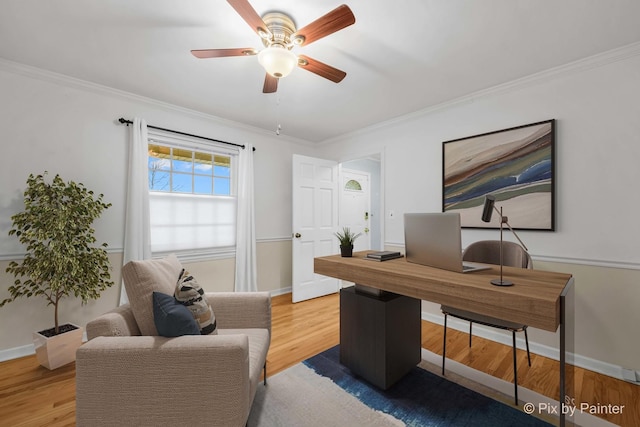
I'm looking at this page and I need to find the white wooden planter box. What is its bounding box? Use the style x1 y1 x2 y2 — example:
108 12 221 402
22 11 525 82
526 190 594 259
32 324 84 370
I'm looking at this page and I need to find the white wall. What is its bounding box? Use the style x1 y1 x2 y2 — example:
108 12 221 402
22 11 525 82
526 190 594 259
0 61 314 354
2 48 640 378
317 49 640 374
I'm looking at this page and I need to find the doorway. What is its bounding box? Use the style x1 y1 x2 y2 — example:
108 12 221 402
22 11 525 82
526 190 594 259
339 154 382 251
291 153 383 303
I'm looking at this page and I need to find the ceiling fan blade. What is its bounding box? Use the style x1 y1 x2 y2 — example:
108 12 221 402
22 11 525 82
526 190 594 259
227 0 271 38
291 5 355 46
263 74 278 93
191 48 257 59
297 55 346 83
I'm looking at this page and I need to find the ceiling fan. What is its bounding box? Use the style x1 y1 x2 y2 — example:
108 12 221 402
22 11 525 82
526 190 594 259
191 0 355 93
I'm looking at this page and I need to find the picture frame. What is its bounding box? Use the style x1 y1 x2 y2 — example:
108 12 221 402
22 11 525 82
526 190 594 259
442 119 555 230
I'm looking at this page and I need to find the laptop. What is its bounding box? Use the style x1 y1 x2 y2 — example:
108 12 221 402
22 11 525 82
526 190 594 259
403 212 490 273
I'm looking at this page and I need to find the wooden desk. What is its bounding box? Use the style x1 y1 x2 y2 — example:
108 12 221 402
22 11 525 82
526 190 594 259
315 251 575 426
315 252 571 332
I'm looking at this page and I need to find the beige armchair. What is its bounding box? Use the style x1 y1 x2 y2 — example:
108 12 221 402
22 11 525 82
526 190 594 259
76 255 271 427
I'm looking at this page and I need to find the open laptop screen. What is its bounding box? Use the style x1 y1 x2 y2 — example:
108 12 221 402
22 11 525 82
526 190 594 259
404 212 488 273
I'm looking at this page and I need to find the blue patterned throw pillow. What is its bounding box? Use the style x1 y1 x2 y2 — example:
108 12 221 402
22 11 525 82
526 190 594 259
175 269 217 335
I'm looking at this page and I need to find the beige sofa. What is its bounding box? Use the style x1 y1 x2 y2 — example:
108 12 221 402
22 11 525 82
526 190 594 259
75 255 271 427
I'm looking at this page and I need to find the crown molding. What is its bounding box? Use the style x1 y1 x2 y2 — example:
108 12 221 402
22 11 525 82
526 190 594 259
3 39 640 148
0 58 312 146
319 40 640 146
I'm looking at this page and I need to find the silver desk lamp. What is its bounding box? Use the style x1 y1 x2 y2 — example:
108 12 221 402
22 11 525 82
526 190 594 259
481 195 528 286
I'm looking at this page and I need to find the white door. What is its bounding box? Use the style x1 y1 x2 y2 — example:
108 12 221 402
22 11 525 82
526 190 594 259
339 169 371 252
292 155 339 303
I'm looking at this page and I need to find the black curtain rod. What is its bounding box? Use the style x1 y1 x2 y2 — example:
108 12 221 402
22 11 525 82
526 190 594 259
117 118 255 151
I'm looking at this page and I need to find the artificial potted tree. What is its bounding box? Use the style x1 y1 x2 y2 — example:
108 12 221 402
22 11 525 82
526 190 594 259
1 172 113 369
334 227 362 257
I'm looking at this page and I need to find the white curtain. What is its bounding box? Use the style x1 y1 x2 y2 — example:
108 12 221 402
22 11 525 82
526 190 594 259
120 117 152 304
234 143 257 292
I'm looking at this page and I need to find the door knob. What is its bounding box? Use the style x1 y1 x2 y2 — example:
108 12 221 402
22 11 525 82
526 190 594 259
294 233 302 238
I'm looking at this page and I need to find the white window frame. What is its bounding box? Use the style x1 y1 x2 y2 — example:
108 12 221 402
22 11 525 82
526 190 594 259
147 129 239 262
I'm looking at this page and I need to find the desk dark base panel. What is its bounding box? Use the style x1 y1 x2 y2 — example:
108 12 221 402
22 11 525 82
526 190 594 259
340 286 421 390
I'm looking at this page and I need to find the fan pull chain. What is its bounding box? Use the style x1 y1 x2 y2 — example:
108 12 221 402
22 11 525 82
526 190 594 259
275 96 282 136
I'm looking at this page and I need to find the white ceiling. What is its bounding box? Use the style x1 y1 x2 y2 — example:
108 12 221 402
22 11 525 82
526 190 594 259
2 0 640 143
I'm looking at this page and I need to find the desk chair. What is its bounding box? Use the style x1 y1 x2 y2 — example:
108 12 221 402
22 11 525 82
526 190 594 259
441 240 533 405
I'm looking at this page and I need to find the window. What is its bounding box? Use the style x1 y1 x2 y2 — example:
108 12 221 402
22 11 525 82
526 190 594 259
345 179 362 191
147 131 237 258
148 144 231 195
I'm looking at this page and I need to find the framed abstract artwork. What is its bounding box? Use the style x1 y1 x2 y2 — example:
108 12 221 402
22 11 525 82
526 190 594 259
442 119 555 230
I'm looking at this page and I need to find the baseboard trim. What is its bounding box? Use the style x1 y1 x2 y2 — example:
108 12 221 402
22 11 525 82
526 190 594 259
270 287 292 297
421 348 616 427
0 331 89 363
422 311 630 384
0 344 35 362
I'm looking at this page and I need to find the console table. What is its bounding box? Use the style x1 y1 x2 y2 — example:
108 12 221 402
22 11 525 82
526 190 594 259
315 251 575 426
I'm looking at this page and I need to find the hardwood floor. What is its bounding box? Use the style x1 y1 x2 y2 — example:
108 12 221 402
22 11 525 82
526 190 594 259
0 292 637 426
422 321 639 427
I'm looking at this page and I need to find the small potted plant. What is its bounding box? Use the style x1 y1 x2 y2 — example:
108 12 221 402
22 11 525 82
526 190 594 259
334 227 362 257
1 172 114 369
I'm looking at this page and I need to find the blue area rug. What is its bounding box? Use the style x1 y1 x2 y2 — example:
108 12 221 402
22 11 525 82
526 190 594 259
303 346 552 427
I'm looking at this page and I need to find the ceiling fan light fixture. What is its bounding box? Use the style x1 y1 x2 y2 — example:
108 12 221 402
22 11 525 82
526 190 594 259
258 45 298 78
